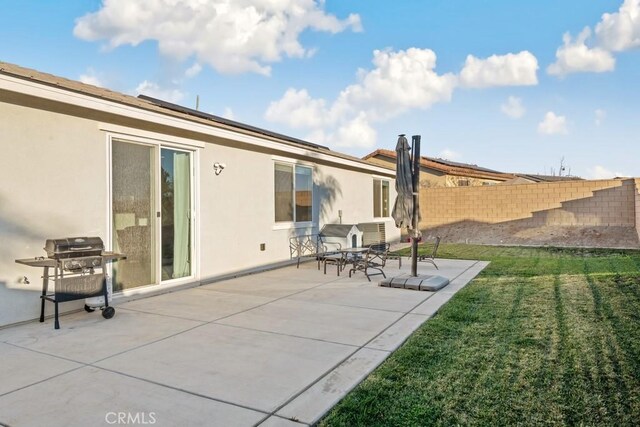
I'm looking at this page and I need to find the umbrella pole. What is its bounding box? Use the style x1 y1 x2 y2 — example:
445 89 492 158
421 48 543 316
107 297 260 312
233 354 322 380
411 135 421 277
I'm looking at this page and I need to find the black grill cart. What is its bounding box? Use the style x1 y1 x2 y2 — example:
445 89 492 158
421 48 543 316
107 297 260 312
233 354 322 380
16 237 125 329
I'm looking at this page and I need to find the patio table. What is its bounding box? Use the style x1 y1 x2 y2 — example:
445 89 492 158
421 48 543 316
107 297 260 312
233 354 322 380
340 247 370 257
323 247 369 276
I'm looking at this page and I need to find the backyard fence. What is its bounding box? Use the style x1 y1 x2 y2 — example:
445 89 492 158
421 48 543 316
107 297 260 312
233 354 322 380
420 178 640 239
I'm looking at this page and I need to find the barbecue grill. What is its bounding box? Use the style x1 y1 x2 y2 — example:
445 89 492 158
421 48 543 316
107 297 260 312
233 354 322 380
16 237 125 329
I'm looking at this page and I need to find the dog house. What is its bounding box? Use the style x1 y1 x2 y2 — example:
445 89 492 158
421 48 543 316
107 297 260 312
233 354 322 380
320 224 363 249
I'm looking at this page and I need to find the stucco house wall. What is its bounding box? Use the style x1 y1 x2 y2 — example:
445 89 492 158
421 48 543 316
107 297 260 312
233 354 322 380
0 99 110 327
0 68 398 328
442 175 503 187
197 139 397 279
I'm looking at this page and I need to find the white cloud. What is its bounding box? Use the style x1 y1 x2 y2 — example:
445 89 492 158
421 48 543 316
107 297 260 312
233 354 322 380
595 108 607 126
332 113 377 149
438 149 460 160
538 111 568 135
265 88 329 128
547 28 615 76
588 165 627 179
302 113 377 149
596 0 640 52
459 51 538 88
304 128 328 146
222 107 235 120
135 80 185 103
265 48 457 149
78 69 104 87
185 63 202 78
334 48 458 120
267 48 542 150
500 96 525 119
547 1 640 77
74 0 362 76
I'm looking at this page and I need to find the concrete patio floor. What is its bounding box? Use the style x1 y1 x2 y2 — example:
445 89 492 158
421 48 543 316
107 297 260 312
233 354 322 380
0 258 488 427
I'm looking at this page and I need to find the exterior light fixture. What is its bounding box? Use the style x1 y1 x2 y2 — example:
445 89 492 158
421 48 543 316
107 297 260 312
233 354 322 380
213 162 226 175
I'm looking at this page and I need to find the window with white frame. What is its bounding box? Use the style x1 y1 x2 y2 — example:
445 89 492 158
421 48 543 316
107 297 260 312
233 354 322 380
274 163 313 223
373 178 390 217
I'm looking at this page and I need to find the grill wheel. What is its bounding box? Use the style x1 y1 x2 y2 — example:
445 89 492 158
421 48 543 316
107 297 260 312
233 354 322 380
102 306 115 319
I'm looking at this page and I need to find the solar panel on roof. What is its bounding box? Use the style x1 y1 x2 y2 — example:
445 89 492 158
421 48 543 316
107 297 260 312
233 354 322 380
427 157 504 174
137 94 330 151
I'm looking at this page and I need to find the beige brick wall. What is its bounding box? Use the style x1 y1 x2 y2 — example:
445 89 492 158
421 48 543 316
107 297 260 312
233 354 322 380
421 178 637 228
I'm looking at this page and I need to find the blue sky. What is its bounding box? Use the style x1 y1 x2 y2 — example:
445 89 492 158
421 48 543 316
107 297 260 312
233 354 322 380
1 0 639 178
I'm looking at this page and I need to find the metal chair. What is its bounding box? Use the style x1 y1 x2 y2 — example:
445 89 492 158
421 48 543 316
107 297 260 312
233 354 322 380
323 253 345 276
348 247 387 281
368 242 391 267
417 236 441 269
289 234 342 269
366 241 403 268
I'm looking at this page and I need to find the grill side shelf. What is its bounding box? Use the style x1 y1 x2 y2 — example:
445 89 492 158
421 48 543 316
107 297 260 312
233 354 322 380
15 258 57 268
101 252 127 262
15 253 125 267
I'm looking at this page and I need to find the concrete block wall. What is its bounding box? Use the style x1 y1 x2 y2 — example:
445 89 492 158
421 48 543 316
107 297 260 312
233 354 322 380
421 178 637 228
634 179 640 241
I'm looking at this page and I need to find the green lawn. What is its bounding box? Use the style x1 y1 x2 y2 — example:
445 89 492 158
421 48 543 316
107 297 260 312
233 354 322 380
320 244 640 426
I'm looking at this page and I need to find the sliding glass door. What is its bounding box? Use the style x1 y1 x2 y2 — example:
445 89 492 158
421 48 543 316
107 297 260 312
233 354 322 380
161 148 191 280
111 141 157 291
111 140 193 291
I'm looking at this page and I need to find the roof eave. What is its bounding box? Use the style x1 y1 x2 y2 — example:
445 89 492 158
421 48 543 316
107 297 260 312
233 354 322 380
0 62 395 176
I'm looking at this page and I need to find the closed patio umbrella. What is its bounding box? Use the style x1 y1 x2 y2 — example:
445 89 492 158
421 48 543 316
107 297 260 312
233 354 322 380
392 134 421 276
392 134 415 230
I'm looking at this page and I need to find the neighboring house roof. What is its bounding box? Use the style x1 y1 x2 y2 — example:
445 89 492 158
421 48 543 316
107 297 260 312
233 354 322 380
363 149 515 181
497 176 536 186
0 61 391 173
514 174 584 183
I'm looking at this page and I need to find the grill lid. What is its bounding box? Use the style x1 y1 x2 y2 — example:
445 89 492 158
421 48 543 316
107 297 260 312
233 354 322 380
44 237 104 259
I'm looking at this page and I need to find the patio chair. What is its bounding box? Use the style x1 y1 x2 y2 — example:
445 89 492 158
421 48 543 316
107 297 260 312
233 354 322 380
348 247 387 282
323 253 345 276
368 242 391 267
289 234 342 269
365 241 403 268
417 236 441 269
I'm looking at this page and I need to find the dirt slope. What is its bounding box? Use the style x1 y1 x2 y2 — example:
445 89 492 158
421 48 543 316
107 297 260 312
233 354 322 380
419 223 640 249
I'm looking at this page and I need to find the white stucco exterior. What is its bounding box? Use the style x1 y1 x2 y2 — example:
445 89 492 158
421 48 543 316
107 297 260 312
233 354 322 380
0 70 398 328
